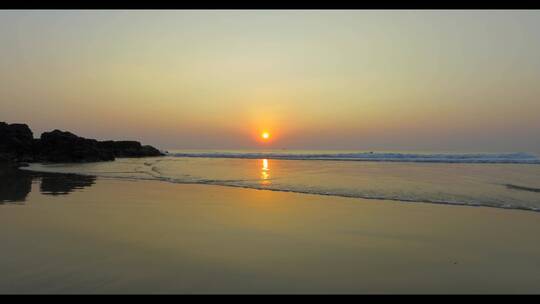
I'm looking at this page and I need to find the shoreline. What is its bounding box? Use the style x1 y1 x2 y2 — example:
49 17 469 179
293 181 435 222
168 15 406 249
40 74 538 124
1 176 540 293
19 162 540 214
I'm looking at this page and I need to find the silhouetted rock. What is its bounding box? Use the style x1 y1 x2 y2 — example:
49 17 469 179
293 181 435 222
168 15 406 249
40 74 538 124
0 122 35 162
37 130 115 163
1 122 164 163
98 140 164 157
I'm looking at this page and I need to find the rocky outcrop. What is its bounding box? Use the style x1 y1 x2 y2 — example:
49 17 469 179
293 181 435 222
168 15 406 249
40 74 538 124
36 130 115 163
98 140 163 157
0 122 35 163
0 122 164 164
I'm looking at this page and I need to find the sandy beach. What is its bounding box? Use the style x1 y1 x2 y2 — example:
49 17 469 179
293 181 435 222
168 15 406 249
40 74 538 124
1 175 540 294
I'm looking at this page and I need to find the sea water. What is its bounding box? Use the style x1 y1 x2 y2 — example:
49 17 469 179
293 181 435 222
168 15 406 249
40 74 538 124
24 150 540 212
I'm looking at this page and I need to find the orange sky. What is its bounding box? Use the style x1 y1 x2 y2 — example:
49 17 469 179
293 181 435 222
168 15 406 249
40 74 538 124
1 10 540 152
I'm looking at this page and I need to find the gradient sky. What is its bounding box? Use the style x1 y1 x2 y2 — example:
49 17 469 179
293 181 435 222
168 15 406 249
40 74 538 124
1 10 540 152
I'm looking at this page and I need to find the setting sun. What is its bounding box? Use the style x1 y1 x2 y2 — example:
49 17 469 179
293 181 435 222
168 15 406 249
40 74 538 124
261 132 270 140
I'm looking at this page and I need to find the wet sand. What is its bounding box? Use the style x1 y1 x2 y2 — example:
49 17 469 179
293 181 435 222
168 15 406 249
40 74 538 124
1 175 540 294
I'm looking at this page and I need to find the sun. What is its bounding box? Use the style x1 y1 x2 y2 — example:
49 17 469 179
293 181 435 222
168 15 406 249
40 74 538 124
261 132 270 140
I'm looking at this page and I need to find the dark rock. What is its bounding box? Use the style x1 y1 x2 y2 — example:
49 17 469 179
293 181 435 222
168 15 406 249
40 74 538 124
141 145 163 156
1 121 164 163
37 130 115 163
0 122 35 162
98 140 164 158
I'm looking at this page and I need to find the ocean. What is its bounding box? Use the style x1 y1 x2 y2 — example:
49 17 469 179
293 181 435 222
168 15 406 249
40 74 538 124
24 150 540 212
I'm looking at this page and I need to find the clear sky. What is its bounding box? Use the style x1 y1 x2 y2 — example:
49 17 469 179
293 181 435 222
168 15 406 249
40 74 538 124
1 10 540 152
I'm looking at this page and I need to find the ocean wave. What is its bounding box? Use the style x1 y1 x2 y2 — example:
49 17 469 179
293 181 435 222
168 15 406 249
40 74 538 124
505 184 540 193
22 155 540 213
48 172 540 212
152 178 540 212
168 151 540 164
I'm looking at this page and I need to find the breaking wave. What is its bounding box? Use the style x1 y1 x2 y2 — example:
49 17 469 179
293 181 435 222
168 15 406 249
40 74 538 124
22 153 540 212
168 151 540 164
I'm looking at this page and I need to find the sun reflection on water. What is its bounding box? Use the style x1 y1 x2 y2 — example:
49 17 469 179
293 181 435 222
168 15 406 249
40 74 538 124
261 159 270 186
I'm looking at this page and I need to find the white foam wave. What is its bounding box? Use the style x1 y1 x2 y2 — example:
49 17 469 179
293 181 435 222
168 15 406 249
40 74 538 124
169 151 540 164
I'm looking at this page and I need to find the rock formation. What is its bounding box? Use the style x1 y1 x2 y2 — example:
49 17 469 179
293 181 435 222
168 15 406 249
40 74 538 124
0 122 164 164
36 130 116 163
0 122 35 162
98 140 162 158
